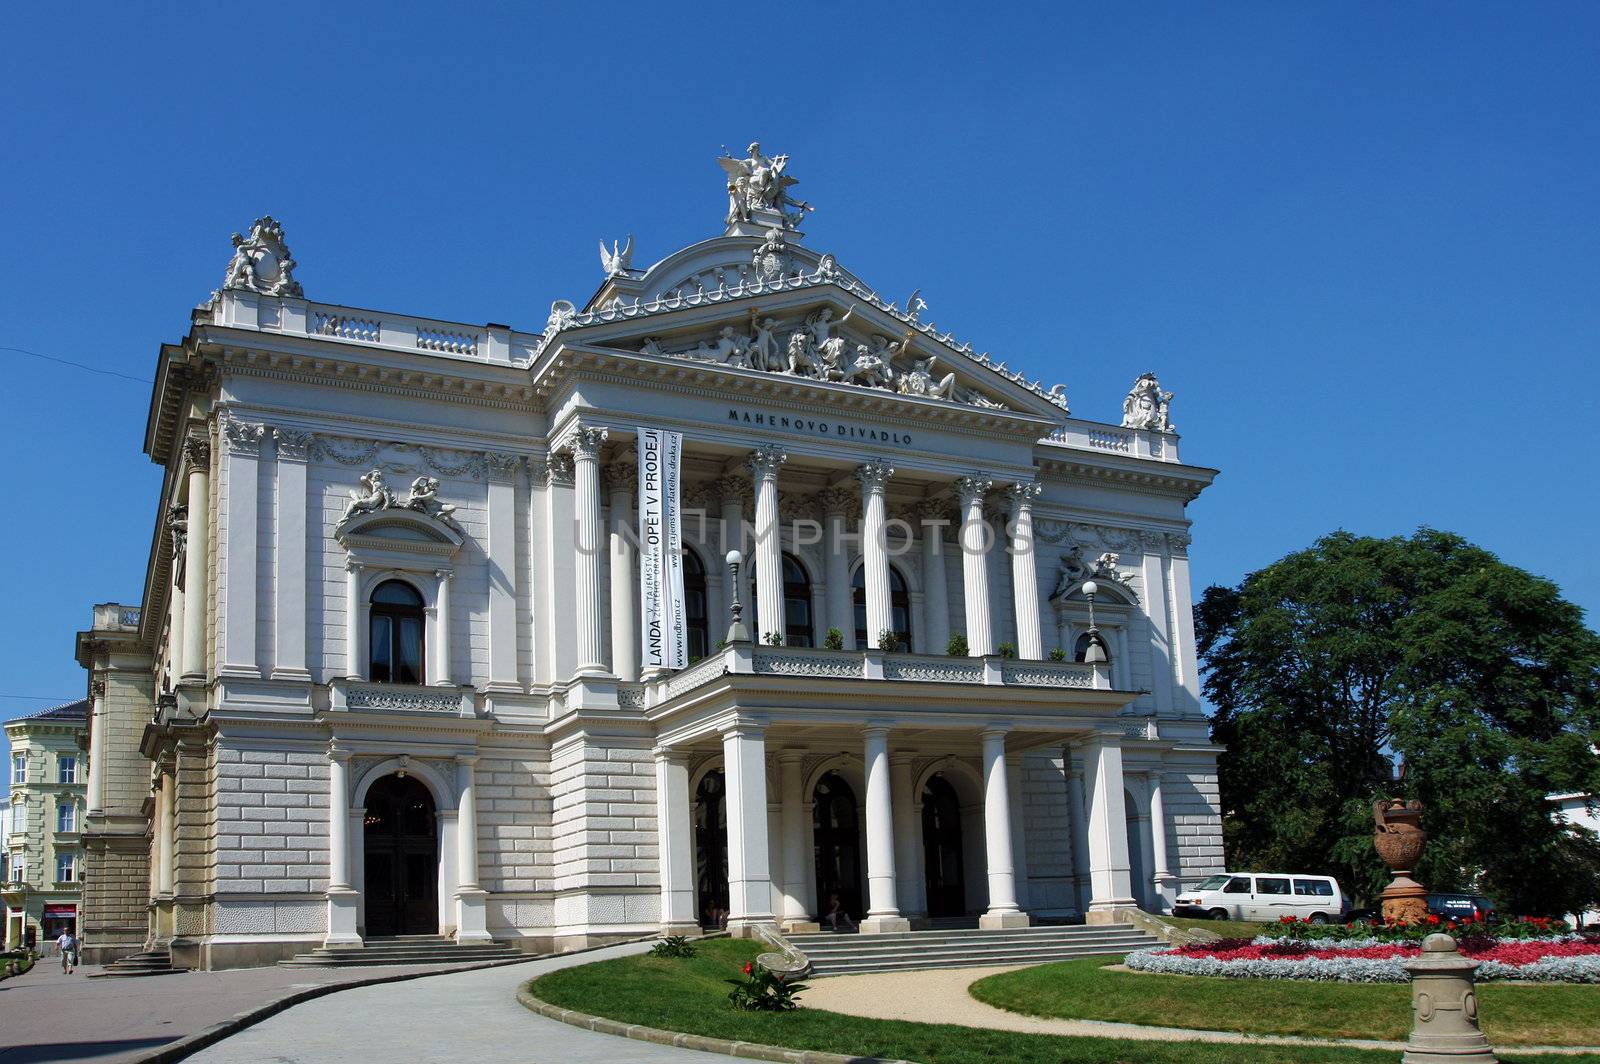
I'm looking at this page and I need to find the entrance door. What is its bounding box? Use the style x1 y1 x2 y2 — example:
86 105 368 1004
922 774 967 918
812 772 863 921
362 774 438 937
694 770 730 928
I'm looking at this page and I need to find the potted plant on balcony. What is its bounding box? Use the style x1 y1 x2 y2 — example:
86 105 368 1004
877 629 899 653
823 627 844 650
947 633 969 657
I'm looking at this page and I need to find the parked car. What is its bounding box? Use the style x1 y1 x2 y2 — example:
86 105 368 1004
1173 873 1346 924
1427 893 1496 923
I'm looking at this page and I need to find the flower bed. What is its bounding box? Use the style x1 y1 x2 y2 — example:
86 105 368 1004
1126 933 1600 983
1263 913 1570 943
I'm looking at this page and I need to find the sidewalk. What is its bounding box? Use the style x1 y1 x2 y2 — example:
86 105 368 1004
0 952 519 1064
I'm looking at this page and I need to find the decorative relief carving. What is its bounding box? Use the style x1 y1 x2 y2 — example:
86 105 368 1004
1000 662 1095 688
221 417 267 455
1167 531 1191 556
545 454 575 487
713 474 753 507
90 679 106 700
616 685 645 709
602 462 638 495
1052 542 1139 603
1007 480 1042 512
882 658 984 683
1122 373 1175 433
813 486 857 519
182 433 212 469
954 475 992 507
752 650 862 679
747 445 787 482
221 215 303 297
483 451 523 482
854 461 894 492
272 427 314 461
566 425 609 462
346 686 461 712
336 469 461 531
751 227 791 280
166 504 188 560
665 655 726 699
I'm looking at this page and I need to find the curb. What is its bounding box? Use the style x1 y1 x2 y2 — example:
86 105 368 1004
515 985 915 1064
126 934 660 1064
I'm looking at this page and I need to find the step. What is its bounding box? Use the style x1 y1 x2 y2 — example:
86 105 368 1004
789 923 1138 946
278 941 523 968
805 939 1154 964
809 942 1156 975
792 929 1148 952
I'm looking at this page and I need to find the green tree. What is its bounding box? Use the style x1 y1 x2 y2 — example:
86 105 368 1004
1197 528 1600 915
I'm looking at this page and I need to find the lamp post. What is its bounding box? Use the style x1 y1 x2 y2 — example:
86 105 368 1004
1081 580 1108 664
725 550 750 645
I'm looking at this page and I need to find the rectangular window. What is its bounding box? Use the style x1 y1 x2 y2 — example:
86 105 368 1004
11 754 24 785
11 855 23 883
1257 877 1292 895
1223 876 1252 894
57 804 75 833
56 853 74 882
1294 878 1334 897
58 756 77 784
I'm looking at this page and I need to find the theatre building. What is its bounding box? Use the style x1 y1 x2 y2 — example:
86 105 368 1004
76 148 1224 969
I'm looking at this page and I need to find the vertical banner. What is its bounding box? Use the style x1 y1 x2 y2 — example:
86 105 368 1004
637 427 687 670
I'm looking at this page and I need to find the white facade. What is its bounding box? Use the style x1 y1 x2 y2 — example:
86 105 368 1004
84 153 1224 968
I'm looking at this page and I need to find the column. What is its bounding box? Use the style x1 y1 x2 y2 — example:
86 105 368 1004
606 462 639 682
777 752 817 931
1147 770 1174 911
540 456 577 681
485 452 523 689
747 446 786 645
169 520 186 680
570 427 609 675
271 428 312 680
1007 481 1043 659
721 722 774 931
1083 735 1137 922
979 728 1028 928
344 561 364 679
856 463 895 650
1007 754 1031 911
1066 753 1091 914
916 501 951 654
454 755 491 942
654 750 699 932
157 767 175 897
1166 533 1204 717
955 477 994 655
860 726 909 932
179 434 211 682
1139 536 1175 717
324 744 360 946
220 419 263 675
891 753 924 917
818 489 855 648
87 680 106 814
433 569 454 685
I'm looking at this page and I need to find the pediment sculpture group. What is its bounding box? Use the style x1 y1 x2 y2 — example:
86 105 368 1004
339 469 461 531
638 307 1004 409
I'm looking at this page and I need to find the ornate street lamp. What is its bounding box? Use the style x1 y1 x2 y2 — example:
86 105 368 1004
725 550 750 645
1081 580 1108 665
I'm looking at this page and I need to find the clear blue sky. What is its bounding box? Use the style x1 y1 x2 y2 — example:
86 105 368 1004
2 4 1597 741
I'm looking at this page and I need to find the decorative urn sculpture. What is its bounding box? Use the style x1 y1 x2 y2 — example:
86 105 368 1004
1375 797 1429 923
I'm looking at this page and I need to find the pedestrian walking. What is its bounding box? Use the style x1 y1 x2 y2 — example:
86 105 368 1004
55 929 77 973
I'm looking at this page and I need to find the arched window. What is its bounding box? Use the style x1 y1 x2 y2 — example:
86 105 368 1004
853 564 913 651
369 580 425 684
684 549 710 662
1074 630 1111 664
750 553 815 647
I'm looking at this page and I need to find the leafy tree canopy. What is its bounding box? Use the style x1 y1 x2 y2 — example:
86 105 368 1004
1197 528 1600 915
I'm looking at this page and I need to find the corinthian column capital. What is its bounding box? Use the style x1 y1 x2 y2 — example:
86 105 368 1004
568 424 609 461
854 461 895 493
747 445 786 482
955 475 992 507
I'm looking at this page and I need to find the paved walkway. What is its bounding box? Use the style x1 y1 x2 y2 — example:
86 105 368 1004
0 953 525 1064
802 964 1600 1056
186 942 731 1064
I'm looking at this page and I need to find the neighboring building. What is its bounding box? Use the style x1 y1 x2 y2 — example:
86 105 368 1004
79 147 1224 969
3 700 88 950
1552 792 1599 927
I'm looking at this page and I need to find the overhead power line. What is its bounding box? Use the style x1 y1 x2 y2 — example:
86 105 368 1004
1 345 151 384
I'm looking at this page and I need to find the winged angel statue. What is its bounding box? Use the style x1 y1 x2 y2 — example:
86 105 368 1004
719 142 813 228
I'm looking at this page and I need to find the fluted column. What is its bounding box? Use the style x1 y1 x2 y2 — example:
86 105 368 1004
454 754 491 941
860 726 909 932
956 476 994 656
890 753 924 916
1083 735 1137 922
979 728 1028 928
916 501 951 654
817 489 855 648
1147 770 1174 911
1007 481 1043 659
179 434 211 682
747 446 786 645
1066 753 1090 914
654 750 699 932
87 680 106 814
722 722 774 931
777 751 816 931
570 425 609 675
324 743 360 946
157 766 176 897
606 462 639 682
344 561 364 679
856 463 895 650
434 569 453 685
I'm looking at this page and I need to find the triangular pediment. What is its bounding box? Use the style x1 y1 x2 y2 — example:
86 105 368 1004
538 232 1071 421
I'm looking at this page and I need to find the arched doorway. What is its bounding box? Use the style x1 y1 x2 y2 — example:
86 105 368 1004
362 774 438 936
813 772 863 921
694 770 729 928
921 774 967 918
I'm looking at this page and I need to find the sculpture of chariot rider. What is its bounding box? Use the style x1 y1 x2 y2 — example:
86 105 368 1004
718 142 814 227
843 338 896 389
1121 372 1175 432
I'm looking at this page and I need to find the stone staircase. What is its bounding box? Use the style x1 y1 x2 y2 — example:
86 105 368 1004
791 923 1159 977
88 945 185 978
279 935 524 968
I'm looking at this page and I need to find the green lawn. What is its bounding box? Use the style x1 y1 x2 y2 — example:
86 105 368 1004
1162 914 1266 940
970 956 1600 1046
526 939 1599 1064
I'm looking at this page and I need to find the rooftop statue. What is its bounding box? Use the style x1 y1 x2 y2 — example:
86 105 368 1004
222 215 303 297
598 235 634 277
718 142 813 230
1121 372 1175 433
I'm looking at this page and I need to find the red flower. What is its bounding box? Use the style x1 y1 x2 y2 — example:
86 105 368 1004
741 962 753 975
1427 915 1441 925
1280 916 1296 924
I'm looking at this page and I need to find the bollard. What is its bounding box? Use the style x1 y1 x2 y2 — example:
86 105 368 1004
1401 933 1498 1063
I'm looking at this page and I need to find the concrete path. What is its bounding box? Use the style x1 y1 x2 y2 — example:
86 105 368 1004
0 954 531 1064
185 942 731 1064
801 964 1600 1056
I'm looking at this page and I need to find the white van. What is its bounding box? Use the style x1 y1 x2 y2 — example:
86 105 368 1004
1173 873 1346 924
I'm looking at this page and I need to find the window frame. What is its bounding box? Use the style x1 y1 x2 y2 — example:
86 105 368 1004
751 552 816 648
56 803 75 834
58 755 77 785
852 562 914 651
55 852 75 883
683 549 711 662
11 754 25 785
368 579 427 685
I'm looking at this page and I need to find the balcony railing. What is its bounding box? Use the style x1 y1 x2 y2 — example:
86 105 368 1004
329 681 476 717
647 644 1110 707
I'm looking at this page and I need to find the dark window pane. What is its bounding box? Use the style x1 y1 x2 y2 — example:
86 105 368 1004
372 580 423 606
397 618 423 685
370 616 393 682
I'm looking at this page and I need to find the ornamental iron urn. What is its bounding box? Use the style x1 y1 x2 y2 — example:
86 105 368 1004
1400 933 1498 1063
1375 797 1429 923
